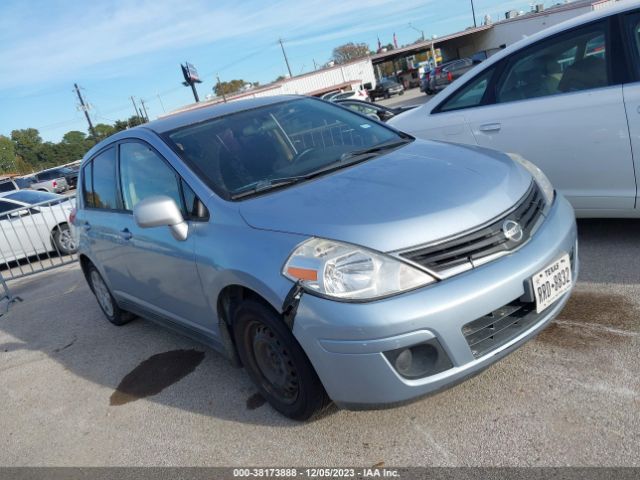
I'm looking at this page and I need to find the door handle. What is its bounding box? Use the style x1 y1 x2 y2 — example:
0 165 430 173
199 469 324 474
120 228 133 241
82 222 91 231
479 123 502 133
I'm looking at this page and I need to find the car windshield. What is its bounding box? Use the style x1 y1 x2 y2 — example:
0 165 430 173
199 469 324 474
166 98 408 199
5 190 61 205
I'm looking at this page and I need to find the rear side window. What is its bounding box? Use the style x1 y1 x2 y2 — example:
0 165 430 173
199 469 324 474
496 22 609 103
0 181 16 192
38 171 57 181
0 200 17 214
82 162 94 207
15 177 34 188
84 147 118 209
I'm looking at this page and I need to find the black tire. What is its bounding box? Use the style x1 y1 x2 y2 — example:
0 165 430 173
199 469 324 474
399 90 405 96
52 223 78 255
384 92 390 99
233 300 330 420
87 265 133 326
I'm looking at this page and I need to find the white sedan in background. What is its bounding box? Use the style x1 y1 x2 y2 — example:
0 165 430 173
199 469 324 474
390 1 640 218
0 190 77 263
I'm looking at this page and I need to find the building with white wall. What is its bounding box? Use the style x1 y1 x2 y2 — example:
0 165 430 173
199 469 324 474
167 58 375 116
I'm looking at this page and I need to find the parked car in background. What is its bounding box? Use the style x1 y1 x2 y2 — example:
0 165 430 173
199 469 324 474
420 69 434 94
33 169 72 191
427 61 456 93
17 172 68 193
369 80 404 101
335 98 416 122
75 95 577 420
432 58 475 92
42 167 78 189
0 190 77 263
0 178 20 193
329 89 370 102
320 90 341 101
39 167 78 189
390 2 640 217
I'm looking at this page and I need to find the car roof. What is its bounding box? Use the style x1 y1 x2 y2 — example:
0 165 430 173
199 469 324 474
0 192 26 204
141 94 303 135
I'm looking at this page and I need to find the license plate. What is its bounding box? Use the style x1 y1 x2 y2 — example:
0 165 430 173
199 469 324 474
532 253 572 313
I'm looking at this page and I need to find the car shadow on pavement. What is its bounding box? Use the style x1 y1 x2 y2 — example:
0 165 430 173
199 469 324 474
0 264 314 426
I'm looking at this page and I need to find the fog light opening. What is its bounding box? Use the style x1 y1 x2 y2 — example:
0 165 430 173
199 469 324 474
384 341 450 379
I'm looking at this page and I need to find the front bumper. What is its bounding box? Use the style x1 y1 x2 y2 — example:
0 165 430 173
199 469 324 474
292 195 578 408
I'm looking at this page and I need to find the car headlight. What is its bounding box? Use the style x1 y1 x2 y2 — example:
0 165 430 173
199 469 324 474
507 152 555 207
282 238 436 300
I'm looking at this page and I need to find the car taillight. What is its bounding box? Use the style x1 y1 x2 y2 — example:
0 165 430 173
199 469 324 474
69 207 77 224
447 71 453 82
53 181 57 187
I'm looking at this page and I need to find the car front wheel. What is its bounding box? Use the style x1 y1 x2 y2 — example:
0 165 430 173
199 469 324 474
233 300 329 420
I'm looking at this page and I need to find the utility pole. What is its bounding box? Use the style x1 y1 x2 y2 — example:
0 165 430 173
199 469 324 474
470 0 477 27
130 96 142 120
74 83 96 138
313 59 318 70
278 38 293 78
216 75 227 103
140 99 150 122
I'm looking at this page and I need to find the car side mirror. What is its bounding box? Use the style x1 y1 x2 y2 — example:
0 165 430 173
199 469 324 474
133 195 188 241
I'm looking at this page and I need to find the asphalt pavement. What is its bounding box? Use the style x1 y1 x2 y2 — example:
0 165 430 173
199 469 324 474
0 214 639 466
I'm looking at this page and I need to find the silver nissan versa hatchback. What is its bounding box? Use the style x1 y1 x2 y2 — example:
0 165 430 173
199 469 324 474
74 95 577 420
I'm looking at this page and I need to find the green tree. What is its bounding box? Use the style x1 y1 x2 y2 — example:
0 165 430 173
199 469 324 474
0 135 16 172
127 115 145 127
14 155 33 175
113 120 129 133
332 42 370 64
11 128 43 167
214 79 249 97
93 123 116 142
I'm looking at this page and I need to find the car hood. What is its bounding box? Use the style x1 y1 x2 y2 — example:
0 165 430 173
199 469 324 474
238 139 532 252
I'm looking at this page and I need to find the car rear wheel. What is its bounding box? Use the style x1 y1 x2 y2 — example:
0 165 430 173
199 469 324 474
88 266 133 326
233 300 330 420
52 224 78 255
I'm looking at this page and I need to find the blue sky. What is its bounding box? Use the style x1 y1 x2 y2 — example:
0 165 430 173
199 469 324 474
1 0 549 142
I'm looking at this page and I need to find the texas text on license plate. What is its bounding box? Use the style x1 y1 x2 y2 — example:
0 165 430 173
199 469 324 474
532 253 572 313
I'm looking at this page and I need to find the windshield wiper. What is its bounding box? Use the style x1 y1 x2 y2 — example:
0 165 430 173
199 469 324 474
231 176 308 199
339 138 412 162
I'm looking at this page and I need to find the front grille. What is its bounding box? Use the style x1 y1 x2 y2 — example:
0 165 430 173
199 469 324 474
400 182 545 277
462 300 541 359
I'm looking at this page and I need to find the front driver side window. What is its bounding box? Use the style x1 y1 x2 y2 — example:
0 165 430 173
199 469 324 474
437 67 495 112
119 142 183 212
496 23 608 103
